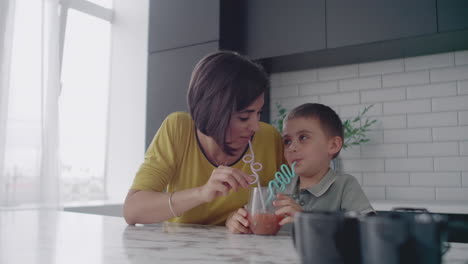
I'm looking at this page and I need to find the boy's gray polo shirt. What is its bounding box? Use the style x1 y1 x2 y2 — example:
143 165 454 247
283 169 374 214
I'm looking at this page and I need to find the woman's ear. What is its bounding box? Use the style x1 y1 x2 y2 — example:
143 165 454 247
328 136 343 157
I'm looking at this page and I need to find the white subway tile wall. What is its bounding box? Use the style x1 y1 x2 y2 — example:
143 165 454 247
383 99 431 115
318 65 358 81
432 96 468 112
270 50 468 202
463 172 468 186
461 142 468 156
339 146 361 158
460 111 468 125
382 70 430 88
407 112 458 128
408 142 458 157
459 80 468 95
407 82 457 99
410 172 461 187
300 81 338 95
385 158 434 172
455 50 468 66
339 76 381 92
363 172 409 186
430 65 468 82
405 53 454 71
361 88 406 103
281 69 317 85
341 158 385 172
340 103 383 118
384 128 432 143
371 115 406 130
435 157 468 171
436 188 468 200
386 187 435 201
358 59 403 77
362 186 386 200
271 85 299 98
361 144 407 158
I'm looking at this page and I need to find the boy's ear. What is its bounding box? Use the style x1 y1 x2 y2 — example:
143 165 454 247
328 136 343 156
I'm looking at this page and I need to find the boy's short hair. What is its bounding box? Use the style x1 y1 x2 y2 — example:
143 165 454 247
285 103 344 159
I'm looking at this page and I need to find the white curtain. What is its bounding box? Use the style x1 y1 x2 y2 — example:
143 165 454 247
0 0 61 209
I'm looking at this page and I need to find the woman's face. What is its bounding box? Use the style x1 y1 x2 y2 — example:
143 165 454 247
225 94 265 150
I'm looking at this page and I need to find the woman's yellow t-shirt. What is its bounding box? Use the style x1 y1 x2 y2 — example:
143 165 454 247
130 112 285 225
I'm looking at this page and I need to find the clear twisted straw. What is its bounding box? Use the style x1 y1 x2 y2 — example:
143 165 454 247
243 140 266 212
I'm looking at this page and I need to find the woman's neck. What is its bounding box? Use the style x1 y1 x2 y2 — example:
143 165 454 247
196 130 242 166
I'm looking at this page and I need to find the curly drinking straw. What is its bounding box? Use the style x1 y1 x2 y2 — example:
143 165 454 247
243 141 266 211
243 140 297 212
266 162 297 204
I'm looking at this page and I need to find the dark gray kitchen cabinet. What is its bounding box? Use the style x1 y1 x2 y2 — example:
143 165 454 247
146 0 273 147
244 0 326 59
146 0 221 147
148 0 219 53
437 0 468 32
146 42 219 147
326 0 437 48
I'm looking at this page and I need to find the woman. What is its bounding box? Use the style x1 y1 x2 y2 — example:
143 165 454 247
123 51 284 233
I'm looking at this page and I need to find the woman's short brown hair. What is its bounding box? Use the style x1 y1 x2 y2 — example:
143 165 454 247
187 51 269 155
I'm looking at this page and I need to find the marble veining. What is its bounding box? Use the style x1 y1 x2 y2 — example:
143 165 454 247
123 222 298 263
0 210 466 264
0 210 298 264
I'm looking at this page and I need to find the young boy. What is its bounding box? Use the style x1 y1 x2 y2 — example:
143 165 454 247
274 103 374 226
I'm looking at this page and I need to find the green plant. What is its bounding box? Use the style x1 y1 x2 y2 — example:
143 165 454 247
272 102 377 149
342 104 377 149
272 102 288 133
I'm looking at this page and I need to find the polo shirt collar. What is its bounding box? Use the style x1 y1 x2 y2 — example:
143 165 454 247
299 168 337 197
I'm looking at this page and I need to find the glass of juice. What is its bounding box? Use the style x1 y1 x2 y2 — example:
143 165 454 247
246 187 283 235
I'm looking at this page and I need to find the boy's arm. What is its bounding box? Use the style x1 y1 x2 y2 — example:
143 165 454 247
341 176 375 214
274 194 304 225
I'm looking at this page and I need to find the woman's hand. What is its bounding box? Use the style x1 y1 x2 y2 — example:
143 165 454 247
199 166 250 203
226 208 251 234
273 194 303 225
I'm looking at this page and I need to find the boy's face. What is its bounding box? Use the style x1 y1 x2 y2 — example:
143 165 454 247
282 117 341 178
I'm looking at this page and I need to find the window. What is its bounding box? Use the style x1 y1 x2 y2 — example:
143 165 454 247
59 0 113 202
86 0 112 8
2 0 131 208
3 0 43 205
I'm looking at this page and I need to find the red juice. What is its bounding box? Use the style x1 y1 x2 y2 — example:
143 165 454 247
248 213 284 235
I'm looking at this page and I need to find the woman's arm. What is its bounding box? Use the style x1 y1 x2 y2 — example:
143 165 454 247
124 165 250 225
123 188 204 225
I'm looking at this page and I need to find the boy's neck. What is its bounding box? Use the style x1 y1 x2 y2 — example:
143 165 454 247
299 166 331 190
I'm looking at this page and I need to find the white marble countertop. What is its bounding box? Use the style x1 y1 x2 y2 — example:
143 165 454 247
0 210 297 264
0 210 466 264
